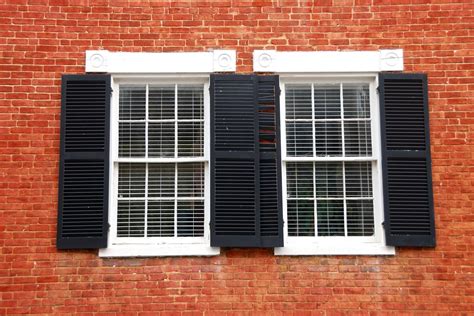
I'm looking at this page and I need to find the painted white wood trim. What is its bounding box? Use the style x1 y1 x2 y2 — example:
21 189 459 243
86 50 236 73
253 49 403 73
274 242 395 256
99 244 220 258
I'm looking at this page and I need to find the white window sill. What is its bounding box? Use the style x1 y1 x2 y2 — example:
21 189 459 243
274 242 395 256
99 244 220 258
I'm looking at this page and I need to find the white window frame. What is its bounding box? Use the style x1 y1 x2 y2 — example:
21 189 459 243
99 75 219 257
275 74 395 256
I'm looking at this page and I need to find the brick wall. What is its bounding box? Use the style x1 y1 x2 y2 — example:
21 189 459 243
1 0 473 314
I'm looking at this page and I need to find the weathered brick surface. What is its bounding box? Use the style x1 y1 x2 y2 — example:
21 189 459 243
0 0 473 314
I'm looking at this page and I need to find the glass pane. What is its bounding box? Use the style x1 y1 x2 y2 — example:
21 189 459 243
344 121 372 157
315 121 342 157
178 163 204 198
286 84 312 120
343 84 370 119
149 85 175 120
315 162 343 198
314 84 341 119
286 162 313 198
317 200 344 236
286 121 313 157
148 163 175 198
118 163 146 198
147 200 174 237
119 122 145 157
177 200 205 237
287 199 315 236
119 85 146 120
347 200 374 236
345 162 373 198
178 121 204 157
148 122 175 157
117 200 145 237
178 85 204 120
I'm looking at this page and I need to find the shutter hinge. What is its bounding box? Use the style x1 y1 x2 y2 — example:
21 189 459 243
376 86 380 94
381 221 385 229
107 222 111 232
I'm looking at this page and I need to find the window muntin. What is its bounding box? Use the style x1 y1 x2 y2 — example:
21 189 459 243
112 82 208 244
282 81 379 241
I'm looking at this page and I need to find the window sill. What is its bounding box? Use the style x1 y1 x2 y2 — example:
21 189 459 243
274 242 395 256
99 244 220 258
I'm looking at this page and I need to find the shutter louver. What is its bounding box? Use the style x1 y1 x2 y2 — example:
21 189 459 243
57 75 111 249
379 73 435 247
210 75 282 247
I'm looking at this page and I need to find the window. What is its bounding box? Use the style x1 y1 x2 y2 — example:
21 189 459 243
101 79 218 257
277 77 394 255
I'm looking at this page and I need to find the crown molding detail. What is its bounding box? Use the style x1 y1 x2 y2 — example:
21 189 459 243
253 49 404 73
86 50 236 73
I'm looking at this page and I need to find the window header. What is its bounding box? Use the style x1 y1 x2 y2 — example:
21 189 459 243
86 50 236 74
253 49 404 73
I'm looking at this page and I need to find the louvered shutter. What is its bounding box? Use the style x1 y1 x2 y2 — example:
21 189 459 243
210 74 283 247
57 75 111 249
379 73 435 247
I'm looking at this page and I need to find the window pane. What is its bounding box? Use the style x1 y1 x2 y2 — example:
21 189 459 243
287 199 315 236
117 200 145 237
345 162 373 197
314 84 340 119
347 200 374 236
178 121 204 157
148 163 175 198
149 85 175 120
286 121 313 157
286 85 312 120
315 162 343 198
344 121 372 157
148 122 175 157
178 85 204 120
343 84 370 119
315 121 342 157
147 200 174 237
118 163 146 198
286 162 313 198
178 163 204 198
177 200 204 237
119 86 146 120
119 122 145 157
317 200 344 236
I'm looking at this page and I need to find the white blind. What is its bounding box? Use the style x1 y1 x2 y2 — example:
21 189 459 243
117 84 206 239
285 83 374 238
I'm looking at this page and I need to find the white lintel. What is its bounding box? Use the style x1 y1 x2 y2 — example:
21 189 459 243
86 50 236 73
253 49 403 73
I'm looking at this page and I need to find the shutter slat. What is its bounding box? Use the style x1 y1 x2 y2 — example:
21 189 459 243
379 73 435 247
57 74 110 249
210 75 283 247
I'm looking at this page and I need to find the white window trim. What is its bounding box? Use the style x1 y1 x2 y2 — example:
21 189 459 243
99 75 219 258
253 49 403 73
275 74 395 256
86 50 236 73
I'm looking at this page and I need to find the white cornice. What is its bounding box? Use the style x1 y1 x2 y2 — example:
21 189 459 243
253 49 403 73
86 50 236 73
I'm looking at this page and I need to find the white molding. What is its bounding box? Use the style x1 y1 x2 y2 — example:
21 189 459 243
99 244 220 258
253 49 403 73
275 242 395 256
86 50 236 73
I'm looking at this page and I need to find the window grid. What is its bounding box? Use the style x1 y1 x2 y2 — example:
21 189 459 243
284 82 375 238
116 83 206 240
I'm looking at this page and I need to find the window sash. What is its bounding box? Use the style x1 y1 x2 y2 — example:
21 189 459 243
280 77 384 244
109 79 210 245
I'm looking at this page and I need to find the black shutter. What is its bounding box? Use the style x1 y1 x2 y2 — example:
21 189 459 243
210 74 282 247
379 73 435 247
57 75 111 249
257 76 283 247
